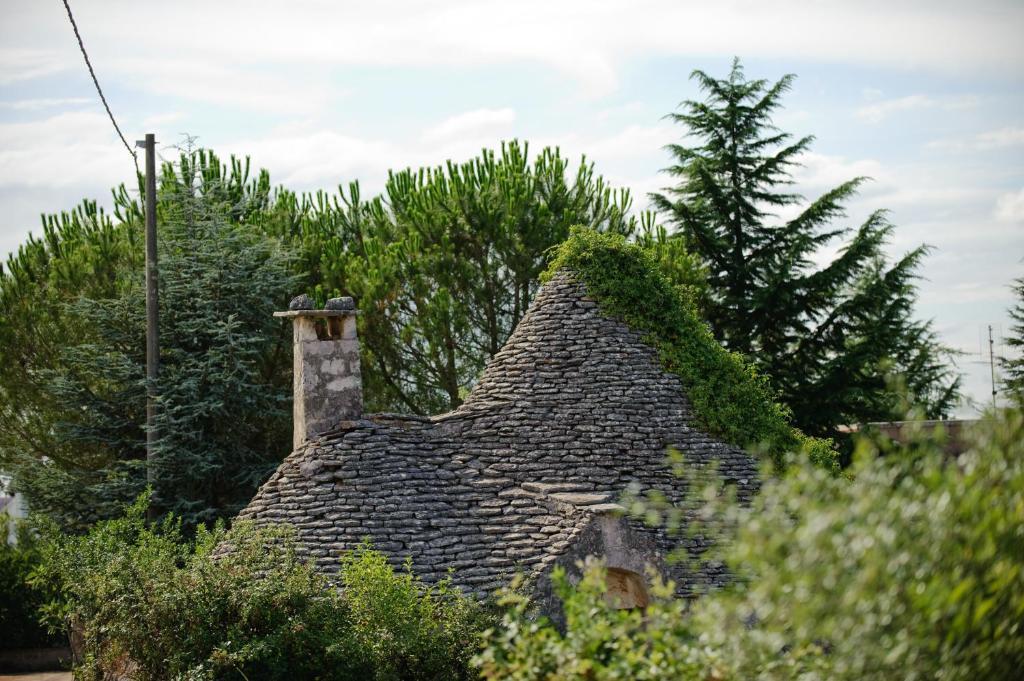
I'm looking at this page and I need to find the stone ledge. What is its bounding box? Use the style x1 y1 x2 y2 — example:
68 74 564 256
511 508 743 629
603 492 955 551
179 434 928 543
548 491 615 506
274 309 360 318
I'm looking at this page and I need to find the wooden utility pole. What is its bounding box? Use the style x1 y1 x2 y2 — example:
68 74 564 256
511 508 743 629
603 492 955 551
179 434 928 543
989 324 997 409
138 133 159 489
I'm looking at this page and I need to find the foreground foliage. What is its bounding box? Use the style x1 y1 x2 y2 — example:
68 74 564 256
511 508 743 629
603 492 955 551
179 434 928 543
0 515 62 650
37 497 491 680
700 410 1024 680
476 565 705 681
652 59 961 445
545 227 837 470
477 408 1024 680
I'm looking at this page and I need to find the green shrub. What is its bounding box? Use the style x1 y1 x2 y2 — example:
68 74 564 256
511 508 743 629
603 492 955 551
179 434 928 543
696 408 1024 680
477 408 1024 680
544 227 838 471
37 496 492 680
340 545 495 680
475 564 713 681
0 516 63 650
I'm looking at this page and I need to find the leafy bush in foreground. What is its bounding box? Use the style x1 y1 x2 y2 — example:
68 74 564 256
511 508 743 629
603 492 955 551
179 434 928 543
476 565 707 681
340 547 493 681
477 408 1024 680
0 516 63 650
37 496 490 680
702 409 1024 680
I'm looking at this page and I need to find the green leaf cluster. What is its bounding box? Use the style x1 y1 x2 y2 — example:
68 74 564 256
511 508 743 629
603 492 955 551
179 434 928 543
144 164 297 527
475 564 707 681
262 140 654 414
0 511 63 650
697 408 1024 679
0 199 142 526
35 495 493 680
544 227 837 469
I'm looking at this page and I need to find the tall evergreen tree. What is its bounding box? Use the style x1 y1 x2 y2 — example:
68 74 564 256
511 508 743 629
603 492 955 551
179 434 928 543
1002 276 1024 401
652 59 960 440
3 151 296 530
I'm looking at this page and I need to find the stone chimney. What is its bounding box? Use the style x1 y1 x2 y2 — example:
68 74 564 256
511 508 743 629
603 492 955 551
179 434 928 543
275 294 362 449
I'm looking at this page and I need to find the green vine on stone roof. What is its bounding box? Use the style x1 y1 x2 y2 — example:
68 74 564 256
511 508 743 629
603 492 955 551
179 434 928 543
543 227 838 472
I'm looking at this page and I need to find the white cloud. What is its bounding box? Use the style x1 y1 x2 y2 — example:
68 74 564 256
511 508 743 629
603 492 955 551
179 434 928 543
0 97 91 110
224 118 676 200
0 49 68 85
0 110 140 258
791 152 886 190
854 94 978 124
0 111 133 188
994 188 1024 223
576 123 677 164
788 151 1001 219
110 57 332 115
423 108 516 143
224 128 404 190
2 1 1023 101
855 94 933 124
927 126 1024 152
0 105 670 213
595 101 647 122
974 127 1024 150
141 112 186 128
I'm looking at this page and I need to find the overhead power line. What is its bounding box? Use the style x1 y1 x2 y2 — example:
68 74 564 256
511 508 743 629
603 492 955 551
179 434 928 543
60 0 139 176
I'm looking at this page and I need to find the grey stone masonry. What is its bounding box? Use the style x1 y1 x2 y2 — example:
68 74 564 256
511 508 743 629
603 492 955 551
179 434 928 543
244 271 759 605
274 305 362 449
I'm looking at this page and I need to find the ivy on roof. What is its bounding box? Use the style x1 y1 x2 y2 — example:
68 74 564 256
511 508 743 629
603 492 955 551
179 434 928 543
543 227 838 472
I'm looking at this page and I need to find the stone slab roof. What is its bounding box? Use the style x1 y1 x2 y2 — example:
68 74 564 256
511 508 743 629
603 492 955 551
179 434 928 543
239 271 759 597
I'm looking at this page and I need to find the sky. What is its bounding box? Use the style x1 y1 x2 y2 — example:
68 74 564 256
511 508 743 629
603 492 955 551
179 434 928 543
0 0 1021 416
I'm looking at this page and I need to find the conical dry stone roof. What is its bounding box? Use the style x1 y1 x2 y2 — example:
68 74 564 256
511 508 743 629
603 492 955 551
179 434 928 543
239 270 759 598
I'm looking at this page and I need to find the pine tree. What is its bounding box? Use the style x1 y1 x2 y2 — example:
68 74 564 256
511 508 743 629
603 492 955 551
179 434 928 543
1002 276 1024 401
652 59 960 440
266 141 670 414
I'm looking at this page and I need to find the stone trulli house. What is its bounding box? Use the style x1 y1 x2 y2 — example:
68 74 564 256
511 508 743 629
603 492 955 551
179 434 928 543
239 269 759 612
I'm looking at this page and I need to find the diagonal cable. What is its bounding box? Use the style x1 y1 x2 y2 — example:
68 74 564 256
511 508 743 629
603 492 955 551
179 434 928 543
60 0 140 177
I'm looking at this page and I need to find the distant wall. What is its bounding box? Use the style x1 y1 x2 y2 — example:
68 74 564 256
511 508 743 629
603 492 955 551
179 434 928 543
1 474 27 545
856 419 979 457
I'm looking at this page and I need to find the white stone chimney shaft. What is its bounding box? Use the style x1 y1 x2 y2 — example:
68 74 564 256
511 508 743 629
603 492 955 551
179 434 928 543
275 296 362 449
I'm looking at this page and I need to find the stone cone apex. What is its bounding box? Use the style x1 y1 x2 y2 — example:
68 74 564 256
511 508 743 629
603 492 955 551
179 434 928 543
275 297 361 449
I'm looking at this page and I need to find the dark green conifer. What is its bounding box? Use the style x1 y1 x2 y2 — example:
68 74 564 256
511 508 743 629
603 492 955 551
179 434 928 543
1002 276 1024 401
652 59 960 440
5 151 296 530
